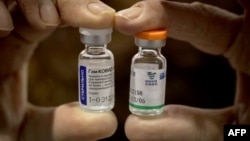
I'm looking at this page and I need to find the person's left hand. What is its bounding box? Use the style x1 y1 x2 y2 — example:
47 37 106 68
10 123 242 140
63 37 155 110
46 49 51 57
115 0 249 140
0 0 117 140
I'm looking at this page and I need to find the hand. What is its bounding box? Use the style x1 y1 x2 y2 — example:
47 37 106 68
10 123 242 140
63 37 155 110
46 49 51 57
115 0 250 140
0 0 117 140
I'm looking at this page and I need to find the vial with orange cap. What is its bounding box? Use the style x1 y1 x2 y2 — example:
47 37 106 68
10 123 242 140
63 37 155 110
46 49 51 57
129 29 167 116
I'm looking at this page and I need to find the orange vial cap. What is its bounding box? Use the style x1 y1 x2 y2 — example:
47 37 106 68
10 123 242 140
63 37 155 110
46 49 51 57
135 29 168 40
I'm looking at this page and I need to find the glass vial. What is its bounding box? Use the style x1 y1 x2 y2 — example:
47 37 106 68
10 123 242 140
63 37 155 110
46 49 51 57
78 28 114 112
129 29 167 116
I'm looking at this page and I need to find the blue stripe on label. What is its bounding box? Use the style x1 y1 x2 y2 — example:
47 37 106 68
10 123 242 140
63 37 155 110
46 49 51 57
80 66 87 105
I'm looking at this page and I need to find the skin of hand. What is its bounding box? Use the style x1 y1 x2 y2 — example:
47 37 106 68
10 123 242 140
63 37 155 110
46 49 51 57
0 0 117 141
115 0 250 140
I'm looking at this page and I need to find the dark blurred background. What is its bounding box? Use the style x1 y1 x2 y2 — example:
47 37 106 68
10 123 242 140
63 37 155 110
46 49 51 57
28 0 243 140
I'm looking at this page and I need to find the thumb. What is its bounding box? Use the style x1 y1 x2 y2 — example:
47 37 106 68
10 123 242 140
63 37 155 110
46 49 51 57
115 0 241 55
57 0 115 28
21 102 118 141
125 105 235 141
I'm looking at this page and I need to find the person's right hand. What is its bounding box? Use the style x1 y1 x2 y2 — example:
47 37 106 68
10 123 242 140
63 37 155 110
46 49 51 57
115 0 250 140
0 0 117 141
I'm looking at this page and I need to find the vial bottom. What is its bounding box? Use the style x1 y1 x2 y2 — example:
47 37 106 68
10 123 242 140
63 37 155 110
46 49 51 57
129 106 164 116
80 105 114 112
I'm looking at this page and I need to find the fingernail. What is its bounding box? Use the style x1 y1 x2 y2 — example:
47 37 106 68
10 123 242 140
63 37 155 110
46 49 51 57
0 26 13 31
0 21 13 31
116 7 142 20
39 2 59 26
88 2 115 15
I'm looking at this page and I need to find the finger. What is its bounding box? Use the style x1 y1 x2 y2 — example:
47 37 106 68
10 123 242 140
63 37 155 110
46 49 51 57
235 72 250 124
115 0 242 55
17 0 60 30
0 0 14 37
21 102 118 141
125 105 235 141
115 1 166 35
57 0 115 28
224 0 250 76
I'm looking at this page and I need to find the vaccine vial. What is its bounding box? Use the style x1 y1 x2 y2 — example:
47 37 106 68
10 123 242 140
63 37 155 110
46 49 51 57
129 29 167 116
78 28 114 112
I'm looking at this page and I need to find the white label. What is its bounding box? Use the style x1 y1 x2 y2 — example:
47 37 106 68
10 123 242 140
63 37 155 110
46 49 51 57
129 67 166 109
79 65 114 106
